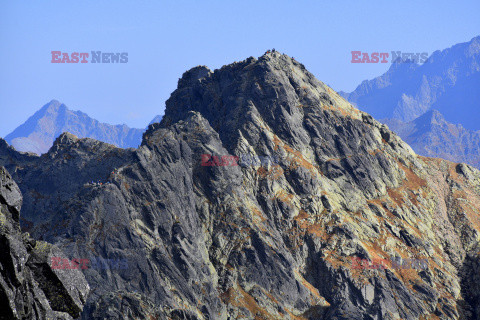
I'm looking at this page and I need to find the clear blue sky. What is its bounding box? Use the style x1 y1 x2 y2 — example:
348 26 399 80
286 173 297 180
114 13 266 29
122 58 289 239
1 0 479 137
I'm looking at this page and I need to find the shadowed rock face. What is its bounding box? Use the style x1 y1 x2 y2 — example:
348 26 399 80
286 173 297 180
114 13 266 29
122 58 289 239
0 166 89 320
1 52 480 319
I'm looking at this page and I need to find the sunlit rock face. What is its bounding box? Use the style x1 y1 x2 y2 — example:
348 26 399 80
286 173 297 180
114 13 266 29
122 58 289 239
1 52 480 319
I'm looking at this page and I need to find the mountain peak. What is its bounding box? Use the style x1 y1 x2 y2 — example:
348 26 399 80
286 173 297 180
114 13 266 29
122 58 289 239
5 101 144 154
343 36 480 127
3 53 480 319
54 132 79 145
44 99 61 108
178 66 212 88
161 51 360 140
39 99 66 113
417 109 445 125
384 108 480 167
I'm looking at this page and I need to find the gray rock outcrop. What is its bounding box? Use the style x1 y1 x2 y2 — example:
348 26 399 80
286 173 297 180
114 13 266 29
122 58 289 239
0 166 89 319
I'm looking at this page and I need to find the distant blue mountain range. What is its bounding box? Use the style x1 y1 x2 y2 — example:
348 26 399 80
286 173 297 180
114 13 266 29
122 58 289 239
340 35 480 167
4 100 164 155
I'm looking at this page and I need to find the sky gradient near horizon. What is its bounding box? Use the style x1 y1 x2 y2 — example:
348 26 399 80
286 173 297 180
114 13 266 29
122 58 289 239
1 0 479 137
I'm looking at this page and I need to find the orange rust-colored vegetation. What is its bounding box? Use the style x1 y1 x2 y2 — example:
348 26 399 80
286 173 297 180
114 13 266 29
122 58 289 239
221 284 280 320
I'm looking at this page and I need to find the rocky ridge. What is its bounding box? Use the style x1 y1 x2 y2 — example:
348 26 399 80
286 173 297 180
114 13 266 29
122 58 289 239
1 51 480 319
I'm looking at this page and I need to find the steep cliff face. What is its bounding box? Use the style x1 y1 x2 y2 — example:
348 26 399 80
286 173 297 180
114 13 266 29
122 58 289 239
1 52 480 319
0 166 89 319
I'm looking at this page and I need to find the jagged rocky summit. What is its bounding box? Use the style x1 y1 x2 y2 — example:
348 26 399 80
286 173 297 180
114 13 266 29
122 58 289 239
1 51 480 319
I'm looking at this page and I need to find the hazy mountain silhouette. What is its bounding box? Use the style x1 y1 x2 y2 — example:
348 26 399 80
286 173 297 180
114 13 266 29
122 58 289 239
341 35 480 131
384 109 480 168
4 100 144 154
